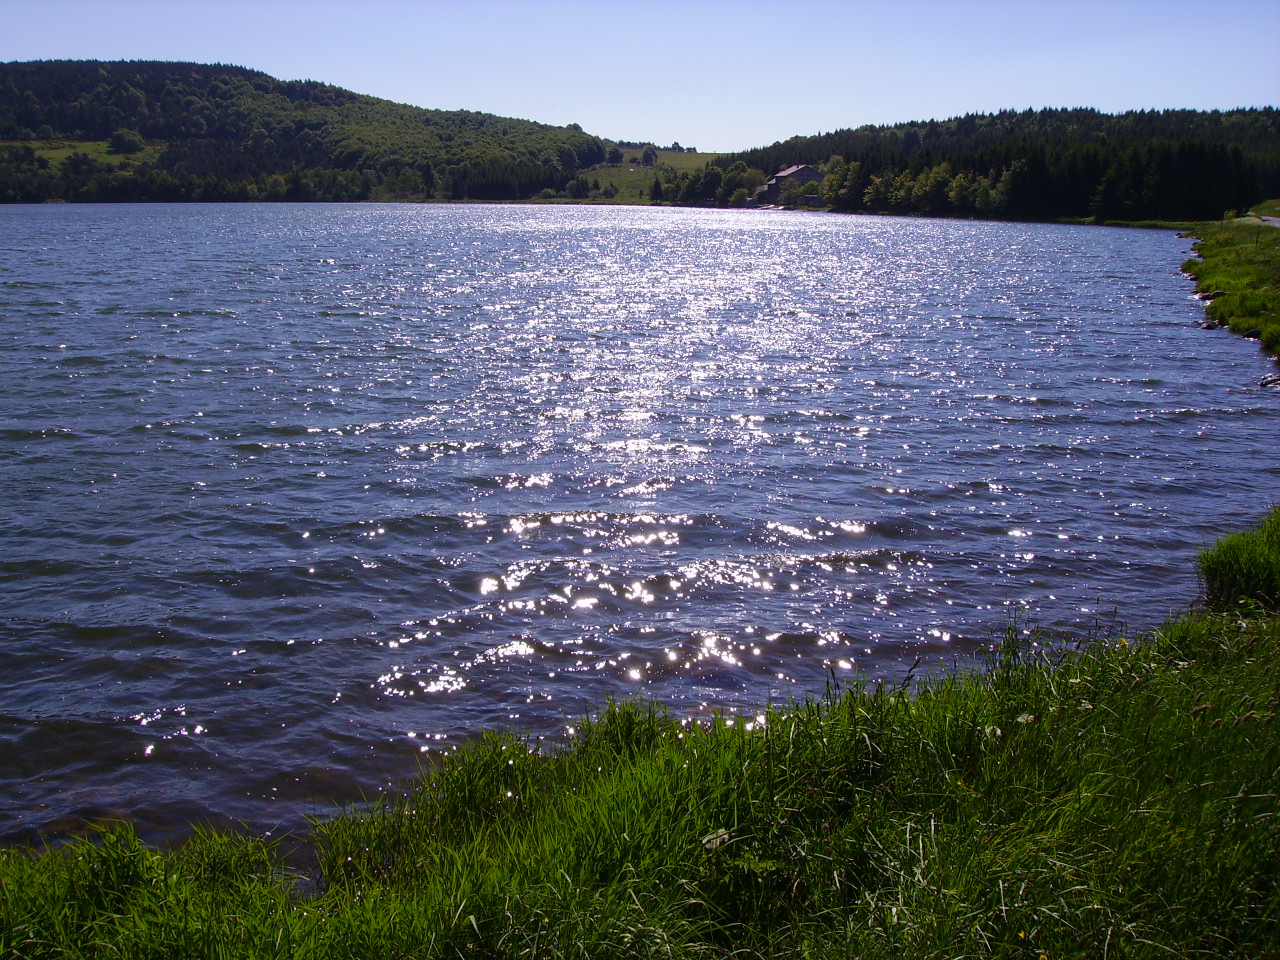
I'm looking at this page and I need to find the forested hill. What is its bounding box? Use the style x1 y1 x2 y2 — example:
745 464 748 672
713 108 1280 221
0 59 608 202
4 61 1278 219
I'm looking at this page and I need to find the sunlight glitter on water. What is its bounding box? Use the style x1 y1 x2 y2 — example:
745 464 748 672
1 203 1278 843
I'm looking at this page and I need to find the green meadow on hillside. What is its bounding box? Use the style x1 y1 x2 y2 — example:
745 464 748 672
545 149 722 204
0 137 166 168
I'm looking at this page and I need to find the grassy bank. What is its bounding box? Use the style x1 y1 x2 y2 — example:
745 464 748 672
1183 202 1280 357
3 511 1279 958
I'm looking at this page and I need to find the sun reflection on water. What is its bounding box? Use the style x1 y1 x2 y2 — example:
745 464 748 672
2 203 1268 844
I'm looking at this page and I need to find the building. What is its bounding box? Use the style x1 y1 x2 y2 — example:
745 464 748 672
758 164 824 204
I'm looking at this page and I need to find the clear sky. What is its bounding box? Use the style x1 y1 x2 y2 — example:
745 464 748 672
2 0 1277 152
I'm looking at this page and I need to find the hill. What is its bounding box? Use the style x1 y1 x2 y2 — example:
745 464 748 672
4 62 1278 221
0 60 610 202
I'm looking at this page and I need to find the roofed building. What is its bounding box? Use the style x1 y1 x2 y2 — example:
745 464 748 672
758 164 824 204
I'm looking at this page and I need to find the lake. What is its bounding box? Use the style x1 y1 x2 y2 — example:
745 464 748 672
1 202 1276 843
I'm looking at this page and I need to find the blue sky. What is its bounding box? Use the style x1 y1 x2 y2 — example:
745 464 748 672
3 0 1277 152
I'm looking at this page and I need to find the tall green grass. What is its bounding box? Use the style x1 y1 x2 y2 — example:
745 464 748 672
1183 206 1280 356
1200 505 1280 610
4 514 1280 957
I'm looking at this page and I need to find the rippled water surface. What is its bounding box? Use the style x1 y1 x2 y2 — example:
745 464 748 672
2 203 1277 842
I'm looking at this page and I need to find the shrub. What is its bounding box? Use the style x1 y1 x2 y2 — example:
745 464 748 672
108 128 145 154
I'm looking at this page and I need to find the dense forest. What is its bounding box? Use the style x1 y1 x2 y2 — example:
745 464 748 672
694 108 1280 221
0 60 608 202
2 60 1278 221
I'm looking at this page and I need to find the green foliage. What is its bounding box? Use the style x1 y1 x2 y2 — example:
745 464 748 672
9 65 1275 220
0 824 294 959
1184 209 1280 356
5 572 1280 956
778 174 820 206
107 127 145 153
1199 506 1280 610
548 148 719 205
0 60 608 202
718 107 1280 222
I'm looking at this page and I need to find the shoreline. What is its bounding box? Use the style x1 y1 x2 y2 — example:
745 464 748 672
1182 207 1280 364
3 520 1277 955
3 208 1278 957
0 195 1218 232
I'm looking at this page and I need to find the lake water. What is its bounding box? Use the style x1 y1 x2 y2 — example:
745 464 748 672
1 203 1277 844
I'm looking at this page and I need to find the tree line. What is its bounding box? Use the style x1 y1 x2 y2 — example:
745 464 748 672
4 63 1277 220
694 108 1280 221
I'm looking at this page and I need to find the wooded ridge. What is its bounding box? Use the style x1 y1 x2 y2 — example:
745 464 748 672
670 108 1280 221
2 59 1278 222
0 59 609 202
688 108 1279 221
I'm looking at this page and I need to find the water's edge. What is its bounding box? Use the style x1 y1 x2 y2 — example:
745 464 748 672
2 204 1277 845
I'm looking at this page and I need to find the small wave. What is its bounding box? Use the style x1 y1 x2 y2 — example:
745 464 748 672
0 202 1269 845
0 426 78 442
55 354 111 368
